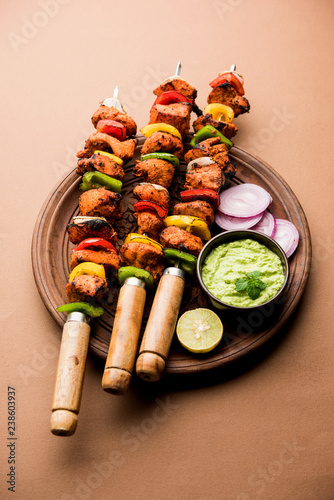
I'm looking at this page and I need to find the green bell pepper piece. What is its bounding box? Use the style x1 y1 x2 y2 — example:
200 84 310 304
140 152 180 167
118 266 154 287
163 248 197 275
190 125 233 148
57 302 105 317
80 171 122 193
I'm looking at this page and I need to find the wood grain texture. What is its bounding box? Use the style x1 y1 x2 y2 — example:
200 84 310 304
51 320 91 436
31 136 312 376
102 281 146 394
136 273 185 382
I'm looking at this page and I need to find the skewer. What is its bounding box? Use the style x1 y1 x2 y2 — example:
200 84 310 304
51 88 136 433
103 63 186 392
136 65 198 382
175 61 181 77
137 66 249 382
230 63 236 71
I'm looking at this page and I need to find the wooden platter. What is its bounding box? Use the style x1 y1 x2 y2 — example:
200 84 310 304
31 136 311 376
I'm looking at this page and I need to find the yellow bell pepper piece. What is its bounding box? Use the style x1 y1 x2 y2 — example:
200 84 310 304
204 103 234 123
68 262 106 283
140 123 182 141
124 233 163 251
164 215 211 241
94 150 124 166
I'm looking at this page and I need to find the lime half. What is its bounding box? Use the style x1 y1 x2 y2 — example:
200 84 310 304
176 308 223 353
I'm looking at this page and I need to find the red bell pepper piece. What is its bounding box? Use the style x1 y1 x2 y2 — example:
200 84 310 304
73 238 117 253
180 189 220 209
133 200 168 219
96 120 127 141
153 91 192 106
209 73 245 96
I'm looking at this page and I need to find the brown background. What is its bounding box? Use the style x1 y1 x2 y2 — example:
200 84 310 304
1 0 333 499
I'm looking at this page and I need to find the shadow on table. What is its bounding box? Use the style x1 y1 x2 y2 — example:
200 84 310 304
91 299 305 407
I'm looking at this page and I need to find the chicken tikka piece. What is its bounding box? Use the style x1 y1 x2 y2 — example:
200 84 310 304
120 242 165 283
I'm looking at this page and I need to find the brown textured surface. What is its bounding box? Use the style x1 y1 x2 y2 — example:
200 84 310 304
32 137 311 374
2 1 334 499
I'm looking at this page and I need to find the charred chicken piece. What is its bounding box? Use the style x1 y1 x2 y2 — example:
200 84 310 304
134 212 165 241
77 132 137 163
77 153 125 180
70 249 124 275
207 82 250 117
91 106 137 137
173 200 215 226
66 274 108 304
184 138 235 176
133 183 170 210
120 242 165 283
67 218 117 245
185 163 224 192
133 159 175 189
153 77 197 101
141 131 183 159
79 188 122 222
184 137 221 164
160 226 203 257
193 114 238 139
149 102 192 139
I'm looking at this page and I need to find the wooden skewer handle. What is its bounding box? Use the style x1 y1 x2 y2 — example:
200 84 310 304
136 268 185 382
102 278 146 395
51 312 91 436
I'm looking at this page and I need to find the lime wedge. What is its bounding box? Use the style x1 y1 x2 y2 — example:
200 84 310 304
176 308 223 353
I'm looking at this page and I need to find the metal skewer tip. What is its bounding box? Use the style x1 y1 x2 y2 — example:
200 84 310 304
113 85 119 98
230 63 236 72
175 61 181 77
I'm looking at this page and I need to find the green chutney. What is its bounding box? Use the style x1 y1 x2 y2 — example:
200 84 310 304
202 238 285 307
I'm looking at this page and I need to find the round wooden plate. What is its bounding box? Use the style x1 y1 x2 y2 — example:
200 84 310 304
31 136 311 375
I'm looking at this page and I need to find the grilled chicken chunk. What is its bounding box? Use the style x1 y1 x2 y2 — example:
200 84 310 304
120 242 165 283
193 114 238 139
77 153 125 180
173 200 215 226
66 274 108 304
67 218 117 245
133 183 170 210
153 77 197 101
184 137 235 176
207 82 250 116
79 188 122 222
160 226 203 256
91 106 137 137
134 159 175 189
184 137 221 163
77 132 137 163
70 249 124 274
134 211 165 241
185 164 224 192
141 131 183 159
149 102 192 139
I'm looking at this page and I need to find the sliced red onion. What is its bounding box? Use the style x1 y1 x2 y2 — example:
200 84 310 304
187 157 215 171
219 183 272 217
272 219 299 257
215 211 264 230
251 210 276 237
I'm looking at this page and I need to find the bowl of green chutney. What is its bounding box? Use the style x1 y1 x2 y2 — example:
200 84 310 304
197 230 289 311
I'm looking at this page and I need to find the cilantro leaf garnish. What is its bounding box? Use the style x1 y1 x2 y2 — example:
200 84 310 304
235 271 267 300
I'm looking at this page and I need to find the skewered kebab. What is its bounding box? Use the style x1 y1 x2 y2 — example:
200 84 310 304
134 69 208 381
136 65 250 382
102 63 196 394
51 89 137 436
